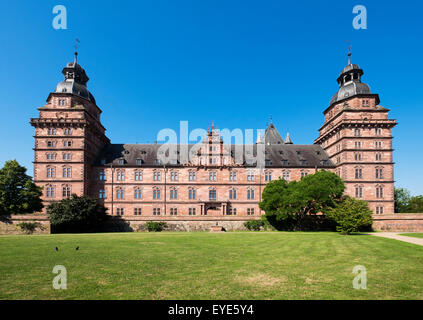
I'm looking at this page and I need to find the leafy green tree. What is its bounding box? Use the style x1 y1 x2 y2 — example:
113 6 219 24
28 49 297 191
326 196 373 234
47 194 108 233
0 160 43 215
394 188 411 213
405 196 423 213
259 170 345 230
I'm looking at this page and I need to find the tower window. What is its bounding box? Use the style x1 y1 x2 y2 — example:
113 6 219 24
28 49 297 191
354 128 361 137
355 167 363 179
355 186 363 198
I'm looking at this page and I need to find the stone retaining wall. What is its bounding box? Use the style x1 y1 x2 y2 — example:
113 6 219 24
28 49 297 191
105 216 257 232
0 215 50 235
372 214 423 232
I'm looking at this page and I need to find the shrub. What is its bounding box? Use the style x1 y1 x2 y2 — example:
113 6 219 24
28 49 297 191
146 221 166 232
244 220 264 231
17 222 42 234
259 170 345 231
326 196 373 234
47 194 108 233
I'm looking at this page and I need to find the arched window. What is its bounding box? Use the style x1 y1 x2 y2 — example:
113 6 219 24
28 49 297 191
282 170 290 181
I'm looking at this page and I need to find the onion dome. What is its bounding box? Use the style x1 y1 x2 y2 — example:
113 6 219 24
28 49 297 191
54 51 96 103
329 52 372 106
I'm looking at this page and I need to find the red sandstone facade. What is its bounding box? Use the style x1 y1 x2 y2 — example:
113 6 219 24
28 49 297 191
30 52 397 221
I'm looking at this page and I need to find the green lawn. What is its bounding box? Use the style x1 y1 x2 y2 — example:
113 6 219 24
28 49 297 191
400 233 423 239
1 232 423 300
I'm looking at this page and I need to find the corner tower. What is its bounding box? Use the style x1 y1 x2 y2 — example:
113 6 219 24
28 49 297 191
315 53 397 214
30 52 110 210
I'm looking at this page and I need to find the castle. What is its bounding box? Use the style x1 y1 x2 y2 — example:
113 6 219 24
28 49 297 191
30 51 397 230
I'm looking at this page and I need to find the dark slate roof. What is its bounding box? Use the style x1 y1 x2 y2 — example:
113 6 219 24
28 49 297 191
263 123 284 145
330 81 372 106
94 143 335 168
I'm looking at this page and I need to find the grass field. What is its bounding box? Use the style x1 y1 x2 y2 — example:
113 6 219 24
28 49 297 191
1 232 423 300
400 233 423 239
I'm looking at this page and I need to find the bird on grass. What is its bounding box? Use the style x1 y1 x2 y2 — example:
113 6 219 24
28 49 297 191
55 247 58 252
76 246 79 251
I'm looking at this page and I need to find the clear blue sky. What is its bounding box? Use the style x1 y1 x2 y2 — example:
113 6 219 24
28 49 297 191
0 0 422 195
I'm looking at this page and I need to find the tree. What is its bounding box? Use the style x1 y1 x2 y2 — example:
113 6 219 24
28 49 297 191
0 160 43 215
47 194 108 233
394 188 411 213
259 170 345 230
326 196 373 234
405 196 423 213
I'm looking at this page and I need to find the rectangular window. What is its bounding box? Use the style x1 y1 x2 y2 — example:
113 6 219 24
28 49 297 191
136 159 143 165
117 171 125 181
116 208 124 216
98 189 106 199
170 208 178 216
134 189 142 199
188 208 196 216
265 172 272 181
116 189 124 199
153 189 161 199
47 167 56 178
63 167 71 178
153 172 161 181
209 189 216 200
376 206 384 214
227 207 237 216
134 208 142 215
189 171 196 181
46 186 55 198
189 189 196 200
355 141 361 149
229 171 237 181
376 187 384 199
209 172 217 181
247 189 255 200
247 208 255 216
153 208 161 216
170 189 178 199
134 171 142 181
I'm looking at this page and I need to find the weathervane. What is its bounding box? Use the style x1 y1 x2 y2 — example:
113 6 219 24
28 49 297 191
74 38 80 63
346 40 352 65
